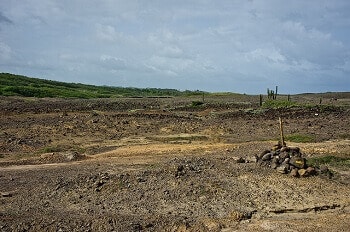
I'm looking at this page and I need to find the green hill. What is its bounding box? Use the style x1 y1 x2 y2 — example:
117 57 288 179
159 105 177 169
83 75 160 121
0 73 203 98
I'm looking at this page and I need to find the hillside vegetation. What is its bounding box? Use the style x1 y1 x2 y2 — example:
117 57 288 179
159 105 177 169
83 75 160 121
0 73 204 98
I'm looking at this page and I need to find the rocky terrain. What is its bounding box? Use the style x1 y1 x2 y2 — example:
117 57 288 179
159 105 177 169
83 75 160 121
1 95 350 231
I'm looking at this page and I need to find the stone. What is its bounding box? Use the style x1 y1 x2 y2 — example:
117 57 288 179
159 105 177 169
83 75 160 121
246 155 258 163
271 163 278 169
63 151 80 161
320 165 329 174
279 151 290 160
280 146 287 152
1 192 12 197
290 157 306 169
290 168 299 177
259 150 271 159
289 146 301 154
306 167 317 176
236 157 245 163
282 158 290 165
276 165 287 174
298 169 308 177
262 153 272 161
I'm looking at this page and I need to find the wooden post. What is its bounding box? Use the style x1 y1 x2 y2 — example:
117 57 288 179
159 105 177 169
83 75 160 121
279 117 286 147
259 94 263 106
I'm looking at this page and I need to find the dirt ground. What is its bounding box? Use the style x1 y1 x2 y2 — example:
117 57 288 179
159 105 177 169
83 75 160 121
1 95 350 231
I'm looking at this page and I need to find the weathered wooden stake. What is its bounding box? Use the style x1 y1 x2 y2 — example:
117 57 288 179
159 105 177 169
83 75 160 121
259 94 263 106
279 117 286 147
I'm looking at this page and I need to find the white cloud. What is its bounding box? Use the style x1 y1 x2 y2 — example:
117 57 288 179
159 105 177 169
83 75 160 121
99 55 127 71
95 24 119 42
0 41 12 61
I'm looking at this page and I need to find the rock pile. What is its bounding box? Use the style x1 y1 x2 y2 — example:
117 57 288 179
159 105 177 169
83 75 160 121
256 144 321 178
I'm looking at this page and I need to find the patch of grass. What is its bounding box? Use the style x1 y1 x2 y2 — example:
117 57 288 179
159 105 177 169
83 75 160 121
40 146 63 153
191 101 204 107
285 134 315 143
307 155 350 168
262 100 298 109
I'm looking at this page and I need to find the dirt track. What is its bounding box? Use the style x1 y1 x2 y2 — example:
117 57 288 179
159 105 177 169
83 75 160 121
1 96 350 231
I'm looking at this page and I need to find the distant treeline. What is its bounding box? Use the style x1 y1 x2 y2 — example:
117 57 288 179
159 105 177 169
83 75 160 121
0 73 205 98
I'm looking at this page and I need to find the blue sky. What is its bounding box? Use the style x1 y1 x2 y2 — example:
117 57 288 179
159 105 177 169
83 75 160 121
0 0 349 94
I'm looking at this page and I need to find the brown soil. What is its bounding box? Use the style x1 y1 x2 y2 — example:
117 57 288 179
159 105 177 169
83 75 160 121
1 95 350 231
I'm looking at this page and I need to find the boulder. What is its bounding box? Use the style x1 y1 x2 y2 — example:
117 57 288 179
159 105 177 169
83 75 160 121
290 168 299 177
279 151 290 160
262 153 272 161
306 167 317 176
289 157 306 169
276 165 287 174
298 169 308 177
259 150 271 159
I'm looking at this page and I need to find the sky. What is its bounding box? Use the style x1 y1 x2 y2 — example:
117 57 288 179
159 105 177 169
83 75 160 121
1 0 350 94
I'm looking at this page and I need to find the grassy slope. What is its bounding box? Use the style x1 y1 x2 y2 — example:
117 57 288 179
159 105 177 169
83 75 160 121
0 73 206 98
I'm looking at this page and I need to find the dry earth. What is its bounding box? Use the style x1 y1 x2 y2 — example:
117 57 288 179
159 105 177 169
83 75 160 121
1 95 350 231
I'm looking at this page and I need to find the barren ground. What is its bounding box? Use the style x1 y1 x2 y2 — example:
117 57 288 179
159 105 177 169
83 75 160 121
1 95 350 231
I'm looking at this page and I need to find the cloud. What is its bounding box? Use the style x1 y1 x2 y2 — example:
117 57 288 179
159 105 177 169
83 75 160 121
0 11 12 24
99 55 127 71
96 24 119 42
0 41 12 61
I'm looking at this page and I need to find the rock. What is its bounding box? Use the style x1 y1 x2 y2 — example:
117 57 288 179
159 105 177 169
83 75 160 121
320 165 329 174
276 165 287 174
272 156 279 163
271 163 278 169
298 169 308 177
1 192 12 197
63 151 80 161
290 157 306 169
282 158 290 165
175 165 186 177
279 151 290 160
259 150 271 159
280 146 289 152
272 143 282 151
262 153 272 161
306 167 317 176
290 168 299 177
236 157 245 163
289 146 301 154
246 155 258 163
